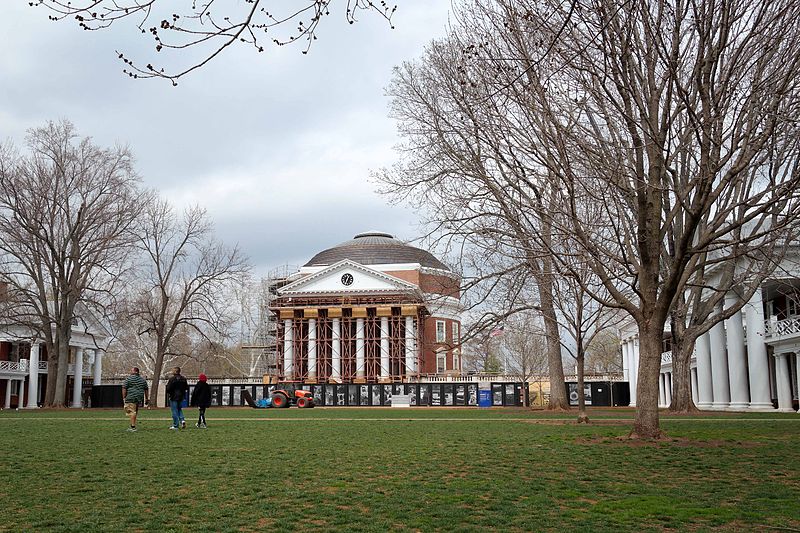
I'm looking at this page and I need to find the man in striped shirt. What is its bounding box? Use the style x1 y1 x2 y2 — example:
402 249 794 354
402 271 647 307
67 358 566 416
122 367 149 432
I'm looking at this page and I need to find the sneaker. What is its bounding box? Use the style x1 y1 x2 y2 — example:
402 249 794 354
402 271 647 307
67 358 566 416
127 426 137 432
169 426 178 430
181 420 186 430
201 423 207 429
195 422 200 428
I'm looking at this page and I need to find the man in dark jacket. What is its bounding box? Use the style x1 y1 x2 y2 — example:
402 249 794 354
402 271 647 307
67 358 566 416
165 367 189 430
190 373 212 428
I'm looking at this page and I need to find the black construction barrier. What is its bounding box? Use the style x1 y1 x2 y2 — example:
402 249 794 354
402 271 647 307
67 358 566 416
564 381 630 407
183 382 526 407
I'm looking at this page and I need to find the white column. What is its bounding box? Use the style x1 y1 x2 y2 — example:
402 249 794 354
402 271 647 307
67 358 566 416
17 377 25 409
658 374 666 407
283 319 293 379
629 338 639 407
622 341 630 382
691 367 699 406
695 333 714 409
71 348 83 408
744 291 773 409
725 293 749 410
27 343 40 408
774 352 795 412
380 316 390 381
404 316 416 376
665 372 672 407
356 317 365 380
4 379 11 408
307 318 317 381
331 318 341 383
709 316 730 409
93 349 103 386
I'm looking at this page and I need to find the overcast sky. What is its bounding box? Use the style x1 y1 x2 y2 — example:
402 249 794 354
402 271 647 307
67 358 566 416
0 2 452 276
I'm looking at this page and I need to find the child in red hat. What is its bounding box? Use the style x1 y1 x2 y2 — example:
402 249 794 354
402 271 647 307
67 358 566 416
190 373 211 428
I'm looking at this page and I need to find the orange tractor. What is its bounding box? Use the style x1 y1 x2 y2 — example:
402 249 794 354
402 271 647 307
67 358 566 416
270 382 315 408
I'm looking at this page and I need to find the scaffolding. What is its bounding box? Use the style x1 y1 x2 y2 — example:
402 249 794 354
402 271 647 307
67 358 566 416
271 299 427 383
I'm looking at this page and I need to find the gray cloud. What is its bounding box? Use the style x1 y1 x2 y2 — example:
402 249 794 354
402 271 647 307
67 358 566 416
0 2 448 273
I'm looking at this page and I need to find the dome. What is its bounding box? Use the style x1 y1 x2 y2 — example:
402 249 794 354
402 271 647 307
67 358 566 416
304 231 450 271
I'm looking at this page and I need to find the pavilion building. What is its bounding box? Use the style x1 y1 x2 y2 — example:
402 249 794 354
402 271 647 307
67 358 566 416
269 232 462 384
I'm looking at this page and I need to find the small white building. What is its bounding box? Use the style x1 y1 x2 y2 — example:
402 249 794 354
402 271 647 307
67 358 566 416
0 312 109 409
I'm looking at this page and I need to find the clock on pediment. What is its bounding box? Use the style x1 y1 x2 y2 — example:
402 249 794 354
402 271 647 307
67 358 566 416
341 273 354 286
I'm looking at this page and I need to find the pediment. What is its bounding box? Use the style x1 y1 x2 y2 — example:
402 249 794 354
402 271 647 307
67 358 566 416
278 260 418 296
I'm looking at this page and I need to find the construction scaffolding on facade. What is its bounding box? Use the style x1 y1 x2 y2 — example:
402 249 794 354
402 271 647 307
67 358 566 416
271 296 428 383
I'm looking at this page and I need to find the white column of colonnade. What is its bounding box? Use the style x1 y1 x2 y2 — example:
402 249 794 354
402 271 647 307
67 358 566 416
404 316 416 376
356 318 365 380
3 379 11 408
307 318 317 381
71 348 83 408
725 293 750 410
93 349 103 386
380 316 390 381
629 337 639 407
17 376 24 410
27 343 40 408
658 374 666 407
695 333 713 408
744 291 774 410
283 319 293 379
664 372 672 406
331 318 341 382
709 305 730 409
690 368 699 406
774 352 794 412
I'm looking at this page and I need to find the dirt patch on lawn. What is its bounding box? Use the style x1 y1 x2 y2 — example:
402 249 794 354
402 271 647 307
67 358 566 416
576 436 763 448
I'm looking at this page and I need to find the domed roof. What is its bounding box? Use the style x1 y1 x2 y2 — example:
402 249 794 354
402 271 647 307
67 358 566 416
304 231 450 271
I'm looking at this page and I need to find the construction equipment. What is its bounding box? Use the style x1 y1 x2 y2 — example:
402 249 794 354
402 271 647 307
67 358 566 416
270 382 315 408
239 383 315 408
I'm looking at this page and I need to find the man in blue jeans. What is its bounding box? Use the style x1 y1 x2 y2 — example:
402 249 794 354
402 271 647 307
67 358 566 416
165 366 189 430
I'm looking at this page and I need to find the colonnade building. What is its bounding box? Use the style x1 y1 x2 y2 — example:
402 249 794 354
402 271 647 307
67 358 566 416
269 232 462 383
622 280 800 412
0 315 108 409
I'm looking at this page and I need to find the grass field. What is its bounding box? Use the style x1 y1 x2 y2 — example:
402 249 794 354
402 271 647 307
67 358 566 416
0 407 798 532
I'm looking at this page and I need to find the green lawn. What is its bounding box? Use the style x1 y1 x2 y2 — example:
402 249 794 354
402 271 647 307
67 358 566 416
0 407 798 532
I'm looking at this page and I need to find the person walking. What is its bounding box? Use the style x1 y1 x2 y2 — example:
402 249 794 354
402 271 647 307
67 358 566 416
190 373 211 428
165 366 189 430
121 367 149 432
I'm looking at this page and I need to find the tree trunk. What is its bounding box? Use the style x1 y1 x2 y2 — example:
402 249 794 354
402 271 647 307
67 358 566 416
669 338 698 413
44 340 57 407
631 329 664 439
51 328 71 408
538 274 569 410
149 349 166 407
576 352 589 423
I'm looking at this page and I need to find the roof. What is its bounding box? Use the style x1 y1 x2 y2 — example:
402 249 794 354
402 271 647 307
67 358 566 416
304 232 450 271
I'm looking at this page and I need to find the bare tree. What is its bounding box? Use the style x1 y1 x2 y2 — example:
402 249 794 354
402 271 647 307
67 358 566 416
383 0 800 438
33 0 395 84
499 312 548 382
0 120 143 406
379 36 571 409
129 198 250 405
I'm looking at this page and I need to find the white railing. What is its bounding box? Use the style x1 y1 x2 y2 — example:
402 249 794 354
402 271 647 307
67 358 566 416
765 317 800 339
38 361 48 371
0 360 28 373
67 363 93 376
661 351 673 364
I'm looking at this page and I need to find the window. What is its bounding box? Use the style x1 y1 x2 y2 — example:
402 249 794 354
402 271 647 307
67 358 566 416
453 349 460 372
452 322 460 345
436 350 446 373
436 320 446 343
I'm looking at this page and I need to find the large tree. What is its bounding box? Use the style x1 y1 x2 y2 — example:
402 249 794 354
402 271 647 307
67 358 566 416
384 0 800 437
0 120 143 406
129 198 249 405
